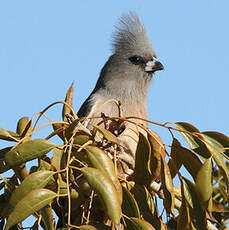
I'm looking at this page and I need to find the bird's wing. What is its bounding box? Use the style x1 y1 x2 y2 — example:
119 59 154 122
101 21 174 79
77 94 94 118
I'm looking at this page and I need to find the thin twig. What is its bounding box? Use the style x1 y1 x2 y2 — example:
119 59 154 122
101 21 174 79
32 101 77 131
66 134 75 228
86 190 95 225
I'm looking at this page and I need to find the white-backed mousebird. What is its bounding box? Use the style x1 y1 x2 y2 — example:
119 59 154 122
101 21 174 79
77 12 164 177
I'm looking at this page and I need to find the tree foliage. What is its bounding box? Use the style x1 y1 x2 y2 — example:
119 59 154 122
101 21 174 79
0 84 228 230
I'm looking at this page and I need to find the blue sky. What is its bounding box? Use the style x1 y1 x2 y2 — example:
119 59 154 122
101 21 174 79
0 0 229 143
0 0 229 227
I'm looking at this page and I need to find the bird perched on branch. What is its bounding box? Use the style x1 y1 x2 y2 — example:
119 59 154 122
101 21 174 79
78 12 163 177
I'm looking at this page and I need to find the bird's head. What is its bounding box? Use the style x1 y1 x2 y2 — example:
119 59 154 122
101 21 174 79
111 12 164 79
94 12 163 100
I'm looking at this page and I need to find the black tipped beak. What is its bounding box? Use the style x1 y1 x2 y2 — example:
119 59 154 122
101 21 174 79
154 61 164 71
145 59 164 73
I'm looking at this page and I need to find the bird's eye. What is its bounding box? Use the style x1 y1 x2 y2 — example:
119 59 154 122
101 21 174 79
128 55 144 65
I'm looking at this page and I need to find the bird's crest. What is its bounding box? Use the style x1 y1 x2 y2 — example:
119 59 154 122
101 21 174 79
112 12 155 57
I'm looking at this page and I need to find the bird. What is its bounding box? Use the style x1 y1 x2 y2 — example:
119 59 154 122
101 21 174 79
77 12 164 178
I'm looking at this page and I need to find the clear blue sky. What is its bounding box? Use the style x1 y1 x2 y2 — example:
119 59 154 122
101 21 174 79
0 0 229 227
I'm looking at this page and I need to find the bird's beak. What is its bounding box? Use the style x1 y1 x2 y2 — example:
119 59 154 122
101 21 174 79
145 58 164 73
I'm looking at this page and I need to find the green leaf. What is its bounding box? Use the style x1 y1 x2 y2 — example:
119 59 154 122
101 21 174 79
88 224 110 230
76 177 92 197
38 159 55 172
134 133 152 185
122 185 140 218
57 175 79 199
0 146 12 159
65 119 80 138
196 157 213 209
182 178 207 230
174 122 211 159
148 131 164 181
85 145 122 204
52 122 68 141
0 162 10 174
5 139 56 167
129 217 155 230
79 225 98 230
80 167 121 225
39 205 55 230
177 180 191 230
174 122 200 147
5 189 57 230
93 124 119 144
200 133 229 181
65 119 92 145
0 127 20 142
51 148 64 170
16 117 31 137
62 82 75 122
0 147 12 173
182 178 194 209
9 170 56 207
202 131 229 157
168 138 183 178
161 156 175 215
132 184 154 217
73 131 92 145
169 142 202 181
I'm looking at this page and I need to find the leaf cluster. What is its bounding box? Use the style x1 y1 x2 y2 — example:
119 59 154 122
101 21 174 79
0 83 228 230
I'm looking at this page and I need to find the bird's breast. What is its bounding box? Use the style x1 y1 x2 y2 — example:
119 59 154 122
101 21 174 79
88 92 148 126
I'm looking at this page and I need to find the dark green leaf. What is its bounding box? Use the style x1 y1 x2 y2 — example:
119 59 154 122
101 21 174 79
168 138 183 178
200 133 229 182
177 179 191 230
148 131 164 181
182 178 207 230
161 156 175 215
0 146 12 159
202 131 229 157
169 143 202 181
122 185 140 218
40 205 55 230
134 133 152 185
0 147 12 173
132 184 154 217
174 122 200 148
174 122 211 158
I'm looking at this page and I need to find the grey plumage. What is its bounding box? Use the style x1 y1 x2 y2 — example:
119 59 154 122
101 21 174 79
78 12 163 177
112 12 155 58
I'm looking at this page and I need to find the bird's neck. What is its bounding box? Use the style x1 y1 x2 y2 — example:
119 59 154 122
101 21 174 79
105 77 151 103
94 78 151 121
